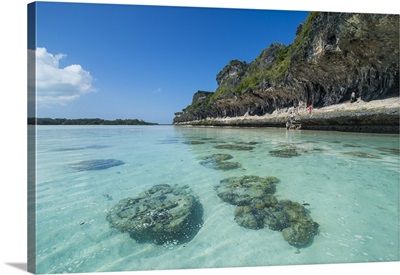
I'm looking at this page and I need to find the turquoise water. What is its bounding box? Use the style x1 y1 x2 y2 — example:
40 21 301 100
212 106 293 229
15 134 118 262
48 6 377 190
33 125 399 274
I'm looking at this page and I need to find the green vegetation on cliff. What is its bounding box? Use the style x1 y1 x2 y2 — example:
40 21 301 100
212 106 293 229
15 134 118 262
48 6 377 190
174 12 399 125
232 11 321 92
289 12 321 59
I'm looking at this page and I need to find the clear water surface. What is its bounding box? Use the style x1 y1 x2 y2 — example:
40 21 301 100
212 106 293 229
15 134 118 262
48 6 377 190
33 125 399 274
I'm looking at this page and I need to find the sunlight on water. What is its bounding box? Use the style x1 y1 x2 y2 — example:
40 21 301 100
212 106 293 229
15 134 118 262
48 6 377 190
34 125 399 273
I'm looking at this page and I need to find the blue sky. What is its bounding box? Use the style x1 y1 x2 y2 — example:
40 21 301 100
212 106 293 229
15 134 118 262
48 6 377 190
33 2 309 124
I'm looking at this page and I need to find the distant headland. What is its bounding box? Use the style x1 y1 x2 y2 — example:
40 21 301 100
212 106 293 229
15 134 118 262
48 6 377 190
28 118 159 125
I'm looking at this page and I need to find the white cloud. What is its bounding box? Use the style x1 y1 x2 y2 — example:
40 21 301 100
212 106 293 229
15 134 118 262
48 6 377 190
153 88 162 94
29 47 95 106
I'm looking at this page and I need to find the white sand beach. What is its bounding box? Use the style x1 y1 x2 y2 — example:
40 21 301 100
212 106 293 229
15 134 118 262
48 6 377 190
213 97 400 123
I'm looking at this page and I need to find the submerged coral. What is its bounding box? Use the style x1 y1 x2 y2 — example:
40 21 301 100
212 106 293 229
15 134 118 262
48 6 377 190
212 161 242 170
199 153 233 162
106 184 203 245
215 175 279 205
234 206 263 229
235 197 318 246
215 175 318 247
183 140 205 145
344 151 382 159
269 148 301 158
282 217 319 246
375 147 400 155
199 154 242 170
233 194 291 231
69 159 125 171
214 144 254 151
260 196 291 231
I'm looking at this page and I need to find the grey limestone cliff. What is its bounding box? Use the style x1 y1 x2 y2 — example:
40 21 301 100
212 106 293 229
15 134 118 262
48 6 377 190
173 12 399 132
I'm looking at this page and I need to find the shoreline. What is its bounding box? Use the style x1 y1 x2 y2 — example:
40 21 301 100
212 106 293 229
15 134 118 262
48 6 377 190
174 97 400 134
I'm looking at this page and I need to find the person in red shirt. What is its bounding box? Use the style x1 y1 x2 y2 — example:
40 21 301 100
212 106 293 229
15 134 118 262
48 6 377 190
307 105 313 114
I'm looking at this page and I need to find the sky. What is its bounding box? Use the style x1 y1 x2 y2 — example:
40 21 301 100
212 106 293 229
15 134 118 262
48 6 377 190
31 2 309 124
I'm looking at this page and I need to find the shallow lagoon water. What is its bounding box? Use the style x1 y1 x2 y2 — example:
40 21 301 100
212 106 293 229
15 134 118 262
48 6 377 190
34 125 399 273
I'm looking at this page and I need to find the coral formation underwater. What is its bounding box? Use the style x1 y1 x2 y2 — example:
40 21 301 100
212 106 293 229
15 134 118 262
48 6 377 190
215 175 319 247
199 153 242 170
106 184 203 245
214 144 255 151
269 146 301 158
215 175 279 205
343 151 382 159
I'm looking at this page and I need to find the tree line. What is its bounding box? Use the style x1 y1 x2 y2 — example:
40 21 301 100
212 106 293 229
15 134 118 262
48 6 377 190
28 117 158 125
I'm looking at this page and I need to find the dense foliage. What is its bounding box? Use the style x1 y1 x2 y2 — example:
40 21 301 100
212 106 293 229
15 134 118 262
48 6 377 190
29 117 158 125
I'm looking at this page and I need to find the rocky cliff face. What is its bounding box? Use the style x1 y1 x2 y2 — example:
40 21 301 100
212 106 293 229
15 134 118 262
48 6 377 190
173 12 399 124
174 91 214 122
289 13 399 106
216 59 249 88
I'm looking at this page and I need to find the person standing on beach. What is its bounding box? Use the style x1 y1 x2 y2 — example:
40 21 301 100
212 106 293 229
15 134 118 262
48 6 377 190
351 92 356 103
290 112 295 122
307 105 313 114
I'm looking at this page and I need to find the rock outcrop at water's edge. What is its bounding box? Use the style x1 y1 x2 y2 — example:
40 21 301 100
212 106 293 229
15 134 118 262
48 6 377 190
173 12 399 133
